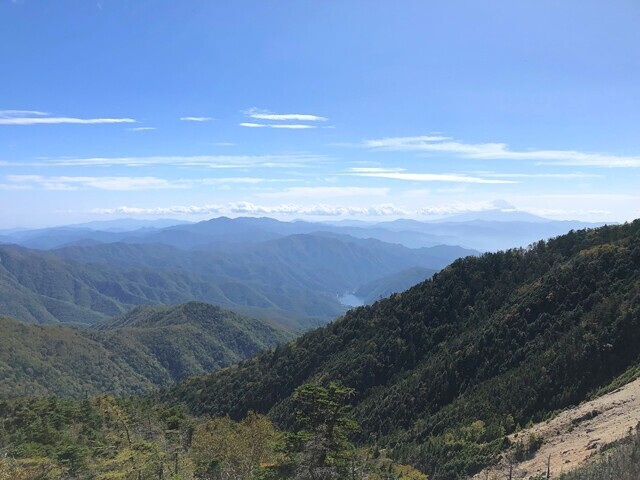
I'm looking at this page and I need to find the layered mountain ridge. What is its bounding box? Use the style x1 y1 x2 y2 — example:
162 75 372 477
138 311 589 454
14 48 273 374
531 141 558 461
0 234 473 328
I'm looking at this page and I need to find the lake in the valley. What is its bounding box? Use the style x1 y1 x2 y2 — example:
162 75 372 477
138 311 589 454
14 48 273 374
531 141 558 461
338 293 364 307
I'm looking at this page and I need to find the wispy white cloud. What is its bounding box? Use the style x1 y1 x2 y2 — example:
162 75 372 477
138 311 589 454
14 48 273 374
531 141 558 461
7 175 180 191
347 170 517 184
0 153 325 169
417 199 515 215
267 124 317 129
240 122 316 129
128 126 156 131
350 169 598 184
228 202 404 216
91 202 408 217
502 193 639 221
180 116 213 122
215 142 235 147
91 204 226 216
362 135 640 168
240 108 330 129
94 199 579 218
419 202 611 219
530 208 612 217
258 186 390 199
348 167 405 174
245 108 328 122
0 183 32 191
0 110 135 125
520 193 638 201
86 197 620 220
0 110 48 117
200 177 295 185
6 175 297 191
477 172 601 179
64 194 633 222
402 188 432 198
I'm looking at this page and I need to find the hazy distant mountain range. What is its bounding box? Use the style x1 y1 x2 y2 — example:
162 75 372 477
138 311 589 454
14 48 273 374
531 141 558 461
0 209 607 252
0 211 607 327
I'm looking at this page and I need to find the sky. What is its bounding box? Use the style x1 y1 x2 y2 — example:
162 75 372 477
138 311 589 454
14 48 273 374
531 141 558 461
1 0 639 228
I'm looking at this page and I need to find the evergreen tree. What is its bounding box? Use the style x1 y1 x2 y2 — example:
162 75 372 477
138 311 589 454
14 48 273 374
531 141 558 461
286 382 358 480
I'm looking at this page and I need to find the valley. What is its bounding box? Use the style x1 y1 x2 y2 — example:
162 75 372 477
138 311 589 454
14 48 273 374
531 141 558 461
0 217 483 329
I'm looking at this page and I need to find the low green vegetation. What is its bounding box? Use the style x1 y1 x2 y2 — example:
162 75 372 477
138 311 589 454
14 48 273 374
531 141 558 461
0 383 427 479
0 302 291 398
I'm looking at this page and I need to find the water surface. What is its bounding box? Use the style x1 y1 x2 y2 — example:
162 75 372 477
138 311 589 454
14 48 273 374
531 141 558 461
338 293 364 307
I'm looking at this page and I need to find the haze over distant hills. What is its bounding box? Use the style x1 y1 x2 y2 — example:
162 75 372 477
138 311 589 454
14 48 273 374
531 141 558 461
0 210 607 327
0 233 472 328
69 218 192 232
0 207 608 252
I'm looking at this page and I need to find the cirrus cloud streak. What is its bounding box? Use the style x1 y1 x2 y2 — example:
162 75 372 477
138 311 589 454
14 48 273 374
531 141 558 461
362 135 640 168
240 122 316 129
7 175 180 191
244 108 327 122
0 110 135 125
0 153 326 169
346 168 517 184
180 116 213 122
6 175 295 191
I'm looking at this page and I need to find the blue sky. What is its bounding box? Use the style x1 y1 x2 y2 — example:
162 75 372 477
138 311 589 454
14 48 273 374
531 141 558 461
1 0 639 228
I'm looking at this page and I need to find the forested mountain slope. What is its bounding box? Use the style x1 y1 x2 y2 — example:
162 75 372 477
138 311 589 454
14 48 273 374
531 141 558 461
0 302 291 398
0 235 472 327
172 221 640 479
0 245 133 323
0 243 343 327
354 266 437 304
